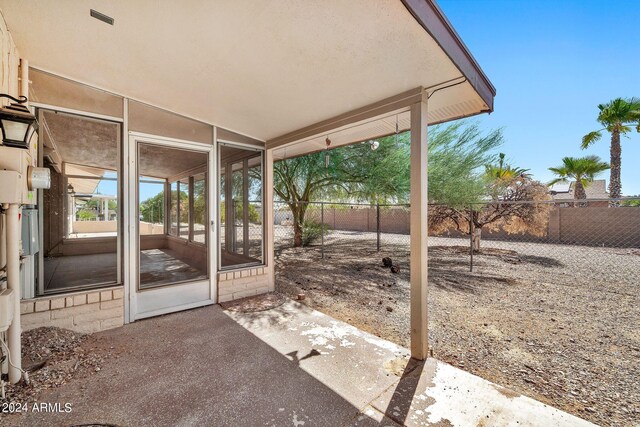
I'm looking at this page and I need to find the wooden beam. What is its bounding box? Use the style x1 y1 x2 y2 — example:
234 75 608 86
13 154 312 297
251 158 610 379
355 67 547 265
409 98 429 360
266 87 424 150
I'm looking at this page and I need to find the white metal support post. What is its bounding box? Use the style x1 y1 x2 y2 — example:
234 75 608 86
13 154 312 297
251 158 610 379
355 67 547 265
264 149 275 288
409 96 429 360
6 203 22 383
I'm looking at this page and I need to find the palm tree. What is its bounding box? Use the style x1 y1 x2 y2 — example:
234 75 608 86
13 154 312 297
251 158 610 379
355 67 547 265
548 156 610 205
484 153 531 201
582 97 640 203
485 153 530 181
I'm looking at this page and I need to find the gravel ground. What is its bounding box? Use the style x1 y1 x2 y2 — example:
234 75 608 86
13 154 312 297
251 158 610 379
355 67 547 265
275 231 640 427
0 327 115 419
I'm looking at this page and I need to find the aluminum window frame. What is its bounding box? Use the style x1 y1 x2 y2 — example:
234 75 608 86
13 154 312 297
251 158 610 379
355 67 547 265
217 141 266 271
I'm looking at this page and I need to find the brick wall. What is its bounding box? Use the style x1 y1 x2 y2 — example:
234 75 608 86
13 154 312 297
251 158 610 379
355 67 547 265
217 266 273 303
20 287 124 334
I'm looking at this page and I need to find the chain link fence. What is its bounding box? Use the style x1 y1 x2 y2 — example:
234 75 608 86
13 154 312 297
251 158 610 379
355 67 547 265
274 201 411 257
274 198 640 275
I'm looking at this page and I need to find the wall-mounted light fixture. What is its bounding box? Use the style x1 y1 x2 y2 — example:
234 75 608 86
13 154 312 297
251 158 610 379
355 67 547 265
0 94 38 149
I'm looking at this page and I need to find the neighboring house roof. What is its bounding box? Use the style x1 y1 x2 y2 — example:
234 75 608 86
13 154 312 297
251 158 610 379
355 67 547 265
549 179 609 200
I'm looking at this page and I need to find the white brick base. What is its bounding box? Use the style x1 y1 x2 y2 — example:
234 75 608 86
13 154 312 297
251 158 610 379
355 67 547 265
20 287 124 334
217 266 274 303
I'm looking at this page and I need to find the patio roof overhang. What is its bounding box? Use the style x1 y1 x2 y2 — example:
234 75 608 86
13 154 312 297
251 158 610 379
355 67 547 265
0 0 495 363
0 0 495 145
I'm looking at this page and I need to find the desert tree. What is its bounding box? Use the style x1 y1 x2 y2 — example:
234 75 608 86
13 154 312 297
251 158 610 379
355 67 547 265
274 121 504 247
274 134 410 246
430 156 552 252
140 191 165 224
548 155 610 206
430 178 552 252
582 97 640 203
427 122 504 206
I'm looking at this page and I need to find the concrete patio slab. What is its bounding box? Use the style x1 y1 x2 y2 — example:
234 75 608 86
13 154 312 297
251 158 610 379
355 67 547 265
4 304 367 427
230 300 595 427
228 300 411 410
4 298 595 426
369 358 593 427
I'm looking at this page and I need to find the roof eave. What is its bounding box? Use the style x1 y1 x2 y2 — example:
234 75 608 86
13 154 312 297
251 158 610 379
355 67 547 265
401 0 496 112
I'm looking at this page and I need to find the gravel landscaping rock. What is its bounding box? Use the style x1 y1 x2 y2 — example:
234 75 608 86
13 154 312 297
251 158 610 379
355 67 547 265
0 327 116 418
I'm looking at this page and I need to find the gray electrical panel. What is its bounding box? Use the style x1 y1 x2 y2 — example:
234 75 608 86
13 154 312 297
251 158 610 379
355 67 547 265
21 208 39 255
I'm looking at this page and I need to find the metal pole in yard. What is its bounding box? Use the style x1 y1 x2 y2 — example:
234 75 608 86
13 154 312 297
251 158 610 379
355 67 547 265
321 202 325 259
376 203 381 252
469 207 474 272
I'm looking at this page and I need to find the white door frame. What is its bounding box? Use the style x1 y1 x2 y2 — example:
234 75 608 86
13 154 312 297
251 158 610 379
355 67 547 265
123 131 217 323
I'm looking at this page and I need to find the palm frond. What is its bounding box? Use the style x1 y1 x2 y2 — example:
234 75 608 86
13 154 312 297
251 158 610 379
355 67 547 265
548 155 609 188
581 131 602 149
547 176 568 186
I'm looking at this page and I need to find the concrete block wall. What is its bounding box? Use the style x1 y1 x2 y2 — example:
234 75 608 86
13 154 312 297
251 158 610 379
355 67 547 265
217 266 274 303
20 287 124 334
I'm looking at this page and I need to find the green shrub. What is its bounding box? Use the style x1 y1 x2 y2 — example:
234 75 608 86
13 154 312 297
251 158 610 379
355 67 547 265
77 210 96 220
302 220 330 247
220 201 261 224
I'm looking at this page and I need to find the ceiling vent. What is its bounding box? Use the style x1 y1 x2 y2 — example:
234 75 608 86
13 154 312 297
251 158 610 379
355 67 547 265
90 9 114 25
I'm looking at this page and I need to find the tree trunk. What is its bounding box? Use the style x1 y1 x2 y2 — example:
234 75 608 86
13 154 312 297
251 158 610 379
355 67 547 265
574 180 587 207
290 203 307 247
471 228 482 252
609 130 622 205
293 220 303 247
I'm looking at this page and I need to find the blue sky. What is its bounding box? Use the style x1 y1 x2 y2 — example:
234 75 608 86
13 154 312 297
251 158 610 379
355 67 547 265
94 179 162 203
439 0 640 195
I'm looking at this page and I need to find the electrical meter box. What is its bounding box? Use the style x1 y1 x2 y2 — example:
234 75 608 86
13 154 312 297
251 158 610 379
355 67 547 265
0 145 35 173
0 170 32 204
21 208 39 255
0 146 36 204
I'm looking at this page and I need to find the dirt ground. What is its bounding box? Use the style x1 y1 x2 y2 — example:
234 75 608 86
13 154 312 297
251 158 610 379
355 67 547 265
0 327 114 412
275 233 640 427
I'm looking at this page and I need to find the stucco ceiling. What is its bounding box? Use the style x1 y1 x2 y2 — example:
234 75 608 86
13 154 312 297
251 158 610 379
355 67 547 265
138 143 207 180
41 110 119 171
0 1 491 142
41 110 207 179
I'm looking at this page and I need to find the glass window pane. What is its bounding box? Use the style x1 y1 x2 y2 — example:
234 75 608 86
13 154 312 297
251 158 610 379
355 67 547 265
66 175 118 239
219 171 226 250
232 164 244 254
170 181 178 235
248 161 263 260
219 145 263 269
179 179 190 239
139 178 165 235
138 143 208 290
193 174 206 244
41 110 120 296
